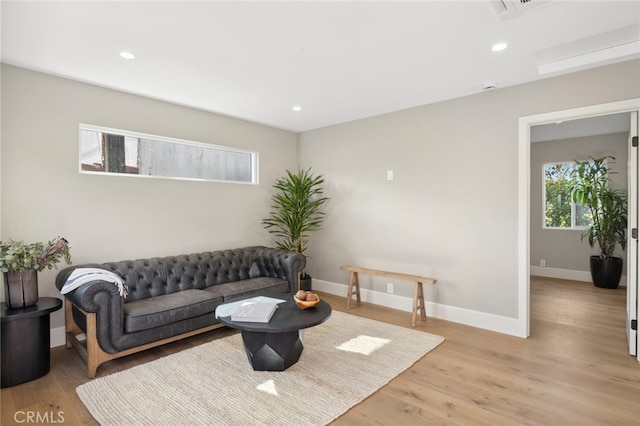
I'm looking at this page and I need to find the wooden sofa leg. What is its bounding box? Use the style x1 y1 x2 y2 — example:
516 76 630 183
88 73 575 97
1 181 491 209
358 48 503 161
63 301 110 379
85 312 112 379
64 298 83 348
64 300 74 349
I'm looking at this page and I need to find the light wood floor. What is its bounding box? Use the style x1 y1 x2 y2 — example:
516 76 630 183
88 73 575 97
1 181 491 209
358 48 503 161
2 277 639 425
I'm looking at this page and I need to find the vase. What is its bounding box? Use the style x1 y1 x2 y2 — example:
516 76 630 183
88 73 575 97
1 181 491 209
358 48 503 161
589 255 623 289
300 274 312 291
4 269 39 309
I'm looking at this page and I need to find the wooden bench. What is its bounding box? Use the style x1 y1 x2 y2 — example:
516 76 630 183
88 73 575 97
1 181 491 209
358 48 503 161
340 265 437 327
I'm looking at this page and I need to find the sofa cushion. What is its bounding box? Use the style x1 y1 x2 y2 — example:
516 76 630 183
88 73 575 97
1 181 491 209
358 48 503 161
123 289 223 333
205 277 289 301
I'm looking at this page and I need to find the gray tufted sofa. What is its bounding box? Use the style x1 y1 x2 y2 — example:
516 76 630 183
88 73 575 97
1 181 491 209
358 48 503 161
55 246 305 378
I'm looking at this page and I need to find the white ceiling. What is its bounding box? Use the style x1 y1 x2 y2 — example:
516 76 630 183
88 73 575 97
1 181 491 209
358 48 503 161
2 1 639 133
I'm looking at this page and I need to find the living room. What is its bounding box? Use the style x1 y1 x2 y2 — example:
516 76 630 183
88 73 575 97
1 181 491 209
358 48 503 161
1 1 639 425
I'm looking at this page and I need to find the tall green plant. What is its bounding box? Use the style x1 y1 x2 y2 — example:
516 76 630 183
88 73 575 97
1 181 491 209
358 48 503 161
568 156 627 259
262 168 328 255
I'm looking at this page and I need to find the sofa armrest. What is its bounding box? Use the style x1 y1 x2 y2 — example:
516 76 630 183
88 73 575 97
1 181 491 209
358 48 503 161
56 265 126 353
254 247 306 294
286 252 307 293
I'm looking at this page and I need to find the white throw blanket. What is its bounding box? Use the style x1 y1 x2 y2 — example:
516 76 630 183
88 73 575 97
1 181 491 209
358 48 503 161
61 268 128 298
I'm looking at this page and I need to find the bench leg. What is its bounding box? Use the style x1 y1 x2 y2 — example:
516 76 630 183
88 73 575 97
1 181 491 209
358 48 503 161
412 282 427 327
346 271 361 309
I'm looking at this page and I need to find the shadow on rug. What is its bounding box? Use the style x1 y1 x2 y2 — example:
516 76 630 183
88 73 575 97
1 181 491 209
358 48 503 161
77 310 444 425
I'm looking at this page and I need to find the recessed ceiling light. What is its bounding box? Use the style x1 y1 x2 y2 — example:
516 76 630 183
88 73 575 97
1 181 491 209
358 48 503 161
491 42 508 52
292 105 302 112
120 51 136 59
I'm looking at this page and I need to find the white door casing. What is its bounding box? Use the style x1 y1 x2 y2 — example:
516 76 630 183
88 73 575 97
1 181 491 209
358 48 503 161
627 111 638 359
518 99 640 348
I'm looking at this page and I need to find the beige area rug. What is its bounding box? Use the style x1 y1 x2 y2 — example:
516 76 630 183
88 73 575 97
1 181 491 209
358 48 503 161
76 310 444 426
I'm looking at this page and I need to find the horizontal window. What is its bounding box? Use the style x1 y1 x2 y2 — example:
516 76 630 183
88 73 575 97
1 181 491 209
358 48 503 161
79 124 258 184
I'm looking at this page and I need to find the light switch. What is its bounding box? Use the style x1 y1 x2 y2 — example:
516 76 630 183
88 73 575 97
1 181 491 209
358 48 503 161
387 170 394 181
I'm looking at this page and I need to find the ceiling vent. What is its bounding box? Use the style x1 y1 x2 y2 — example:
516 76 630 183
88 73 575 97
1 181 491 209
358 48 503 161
492 0 551 19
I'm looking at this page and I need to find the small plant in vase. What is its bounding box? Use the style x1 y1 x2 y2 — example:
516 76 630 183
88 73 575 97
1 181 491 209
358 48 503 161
0 237 71 308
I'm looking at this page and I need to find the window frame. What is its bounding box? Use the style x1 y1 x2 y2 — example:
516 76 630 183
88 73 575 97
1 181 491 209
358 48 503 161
542 160 590 231
79 124 259 185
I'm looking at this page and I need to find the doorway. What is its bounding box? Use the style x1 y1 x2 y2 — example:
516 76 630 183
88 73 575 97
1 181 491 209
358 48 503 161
517 99 639 362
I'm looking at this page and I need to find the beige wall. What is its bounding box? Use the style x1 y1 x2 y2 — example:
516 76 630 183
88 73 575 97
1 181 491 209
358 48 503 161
298 59 640 320
1 64 298 329
530 133 628 274
2 60 639 334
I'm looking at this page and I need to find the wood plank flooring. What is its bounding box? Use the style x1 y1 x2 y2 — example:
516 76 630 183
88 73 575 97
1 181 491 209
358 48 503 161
2 277 638 425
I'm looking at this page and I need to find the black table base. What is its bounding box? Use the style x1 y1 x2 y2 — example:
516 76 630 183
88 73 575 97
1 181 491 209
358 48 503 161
242 329 304 371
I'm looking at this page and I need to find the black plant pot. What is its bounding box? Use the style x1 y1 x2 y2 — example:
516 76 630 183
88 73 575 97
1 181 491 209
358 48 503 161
300 274 312 291
4 269 39 309
590 255 623 289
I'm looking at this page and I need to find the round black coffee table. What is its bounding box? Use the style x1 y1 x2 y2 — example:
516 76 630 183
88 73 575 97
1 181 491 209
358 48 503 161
217 296 331 371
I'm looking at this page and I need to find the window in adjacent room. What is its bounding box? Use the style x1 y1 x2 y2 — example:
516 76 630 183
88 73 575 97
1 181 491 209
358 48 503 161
543 161 592 229
79 124 258 184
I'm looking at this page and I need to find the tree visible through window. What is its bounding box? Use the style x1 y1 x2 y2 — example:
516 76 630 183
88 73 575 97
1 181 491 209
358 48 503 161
544 161 592 229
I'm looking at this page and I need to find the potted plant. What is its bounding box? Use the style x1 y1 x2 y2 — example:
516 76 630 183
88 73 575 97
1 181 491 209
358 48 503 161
0 237 71 308
569 156 627 289
262 168 328 291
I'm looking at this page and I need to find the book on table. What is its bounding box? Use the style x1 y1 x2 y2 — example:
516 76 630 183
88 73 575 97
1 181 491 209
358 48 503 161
230 302 278 323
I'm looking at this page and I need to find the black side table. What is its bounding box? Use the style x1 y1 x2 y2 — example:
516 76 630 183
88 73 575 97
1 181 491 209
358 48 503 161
1 297 62 388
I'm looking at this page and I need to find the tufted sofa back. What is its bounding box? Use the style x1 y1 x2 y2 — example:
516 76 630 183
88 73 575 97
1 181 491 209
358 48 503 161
90 246 302 302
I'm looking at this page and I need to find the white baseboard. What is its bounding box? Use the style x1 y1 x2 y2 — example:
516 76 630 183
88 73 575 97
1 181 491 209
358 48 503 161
312 279 524 338
530 266 627 287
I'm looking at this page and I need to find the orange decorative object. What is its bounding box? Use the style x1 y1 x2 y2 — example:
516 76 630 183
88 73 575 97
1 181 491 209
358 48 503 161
293 293 320 309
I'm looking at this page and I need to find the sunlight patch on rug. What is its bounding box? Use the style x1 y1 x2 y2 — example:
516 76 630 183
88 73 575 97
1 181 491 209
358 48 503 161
336 335 390 355
256 379 278 395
